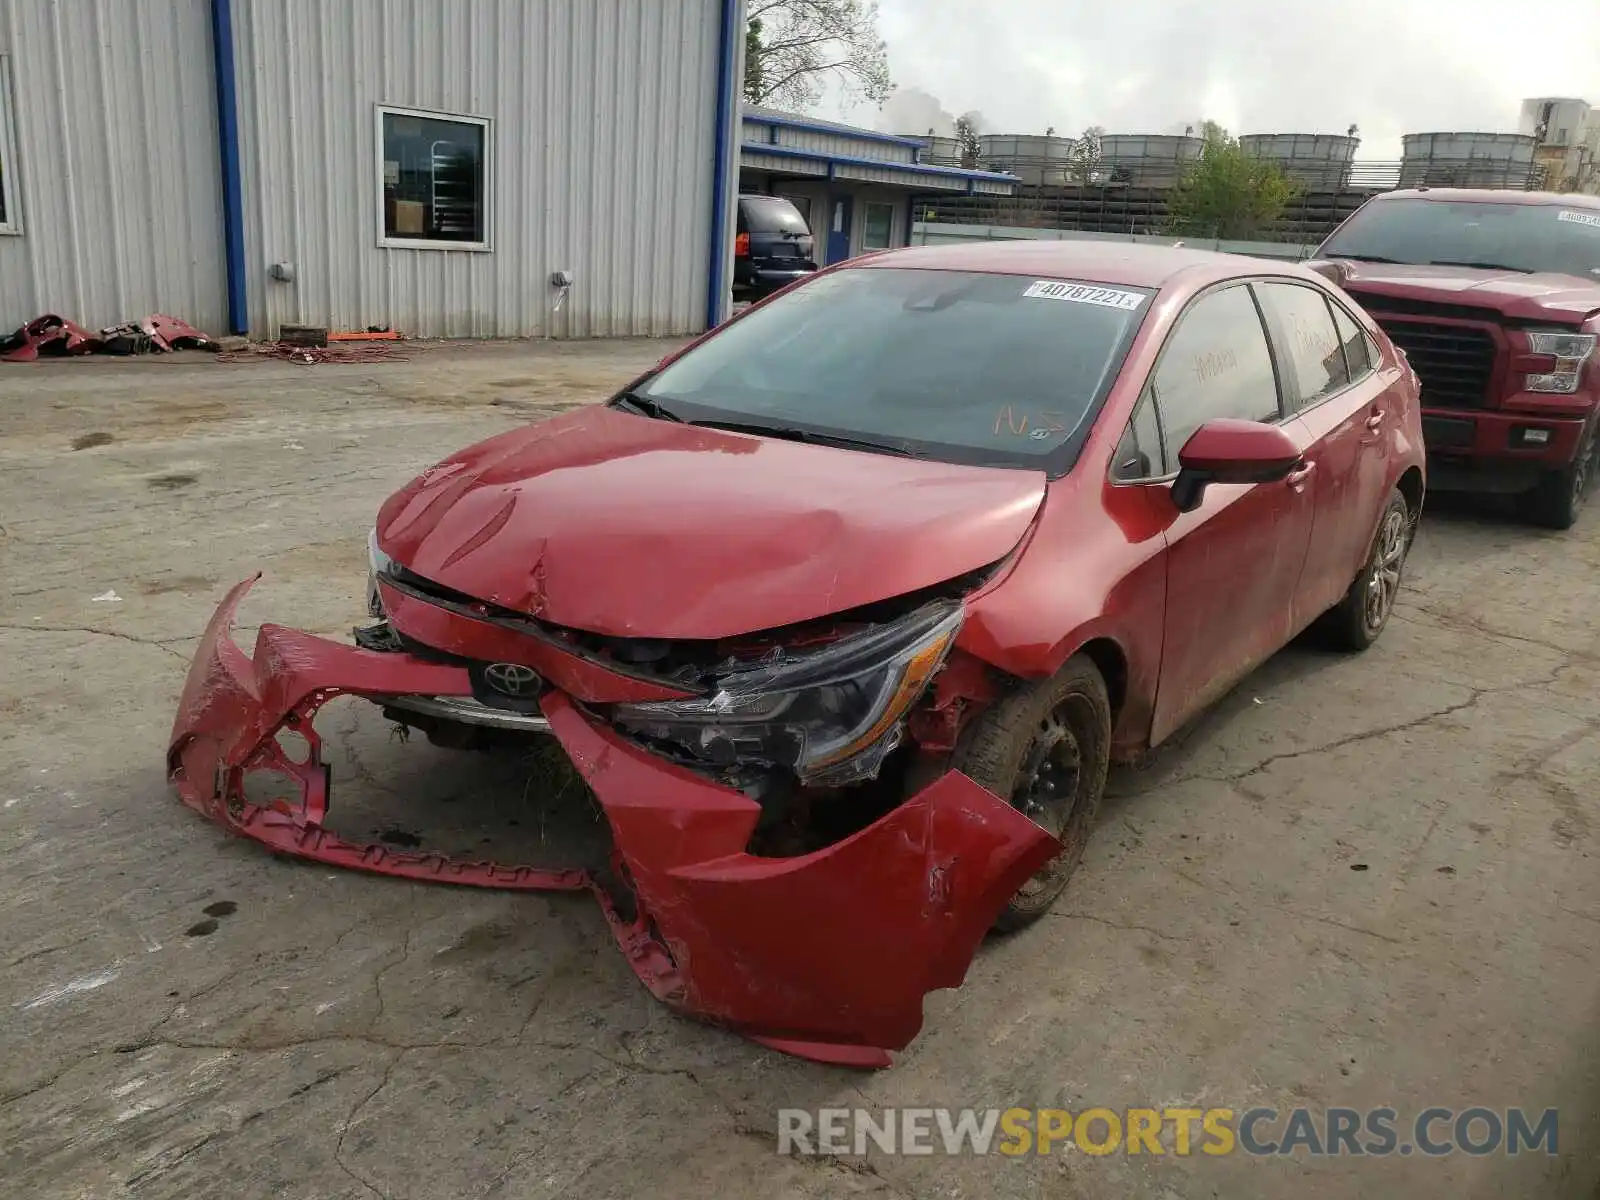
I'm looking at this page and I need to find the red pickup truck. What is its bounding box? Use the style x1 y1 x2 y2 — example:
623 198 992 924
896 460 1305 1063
1311 188 1600 528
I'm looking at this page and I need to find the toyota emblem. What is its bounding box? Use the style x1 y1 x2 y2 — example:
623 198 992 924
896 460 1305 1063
483 662 541 697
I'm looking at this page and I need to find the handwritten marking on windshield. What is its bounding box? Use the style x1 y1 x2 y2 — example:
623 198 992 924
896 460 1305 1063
993 407 1069 439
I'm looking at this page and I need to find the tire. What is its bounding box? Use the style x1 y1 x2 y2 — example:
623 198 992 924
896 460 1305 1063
1317 488 1412 652
1517 427 1596 531
947 654 1112 932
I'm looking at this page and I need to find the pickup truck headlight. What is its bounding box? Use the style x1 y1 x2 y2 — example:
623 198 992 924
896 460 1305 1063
366 527 392 618
611 602 963 785
1524 330 1597 394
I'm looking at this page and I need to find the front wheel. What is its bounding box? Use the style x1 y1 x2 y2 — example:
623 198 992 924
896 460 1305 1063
947 655 1111 932
1317 488 1412 652
1518 428 1596 531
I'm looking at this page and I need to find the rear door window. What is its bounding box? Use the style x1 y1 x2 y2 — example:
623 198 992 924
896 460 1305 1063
1329 303 1372 377
1255 282 1351 411
1152 284 1282 457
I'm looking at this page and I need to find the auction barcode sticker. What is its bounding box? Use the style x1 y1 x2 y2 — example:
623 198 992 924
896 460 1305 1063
1557 210 1600 229
1023 280 1147 310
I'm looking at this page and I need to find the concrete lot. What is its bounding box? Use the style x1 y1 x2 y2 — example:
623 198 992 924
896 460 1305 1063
1 340 1597 1200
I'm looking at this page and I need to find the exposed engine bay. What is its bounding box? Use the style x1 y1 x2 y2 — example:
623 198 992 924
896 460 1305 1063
364 551 1008 859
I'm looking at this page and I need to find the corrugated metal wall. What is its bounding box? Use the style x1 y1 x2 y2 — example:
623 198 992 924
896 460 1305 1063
0 0 228 332
232 0 722 339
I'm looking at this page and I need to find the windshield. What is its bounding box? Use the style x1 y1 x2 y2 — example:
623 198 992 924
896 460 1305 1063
1321 198 1600 280
634 267 1151 471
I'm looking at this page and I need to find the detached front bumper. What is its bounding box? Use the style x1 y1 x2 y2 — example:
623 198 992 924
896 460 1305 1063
167 576 1061 1066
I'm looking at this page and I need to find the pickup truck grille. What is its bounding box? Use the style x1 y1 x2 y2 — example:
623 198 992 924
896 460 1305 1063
1370 318 1497 409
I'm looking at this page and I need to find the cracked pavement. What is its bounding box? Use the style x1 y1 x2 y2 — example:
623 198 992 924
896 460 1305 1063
2 343 1597 1199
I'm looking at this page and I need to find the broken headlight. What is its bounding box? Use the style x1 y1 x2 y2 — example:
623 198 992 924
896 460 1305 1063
610 602 963 785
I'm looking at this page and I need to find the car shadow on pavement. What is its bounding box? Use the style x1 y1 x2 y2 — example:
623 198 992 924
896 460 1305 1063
1418 489 1541 529
1101 633 1354 811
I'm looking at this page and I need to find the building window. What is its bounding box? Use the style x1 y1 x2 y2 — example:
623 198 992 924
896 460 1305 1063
376 105 490 250
862 201 895 250
0 55 20 234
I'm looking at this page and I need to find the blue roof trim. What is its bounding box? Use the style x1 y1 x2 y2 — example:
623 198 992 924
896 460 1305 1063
740 141 1020 184
743 112 927 150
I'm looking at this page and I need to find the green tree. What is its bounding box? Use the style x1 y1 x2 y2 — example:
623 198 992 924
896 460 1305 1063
1166 124 1301 240
1067 125 1105 184
744 19 766 103
954 112 982 169
742 0 893 111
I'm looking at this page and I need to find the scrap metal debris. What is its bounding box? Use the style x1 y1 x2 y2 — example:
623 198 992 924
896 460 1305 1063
99 315 221 355
1 313 220 362
0 315 99 362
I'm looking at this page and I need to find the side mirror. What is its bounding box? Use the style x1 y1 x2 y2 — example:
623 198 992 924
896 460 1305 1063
1304 258 1354 288
1171 419 1304 513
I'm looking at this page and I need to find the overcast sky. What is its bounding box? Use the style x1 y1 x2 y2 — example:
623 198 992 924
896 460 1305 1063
829 0 1600 159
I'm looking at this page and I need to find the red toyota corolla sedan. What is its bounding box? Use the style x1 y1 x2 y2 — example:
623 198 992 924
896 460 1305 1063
169 241 1425 1067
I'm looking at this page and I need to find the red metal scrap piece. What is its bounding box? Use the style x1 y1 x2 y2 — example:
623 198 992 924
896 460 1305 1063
168 576 1059 1066
141 314 220 353
1 314 101 362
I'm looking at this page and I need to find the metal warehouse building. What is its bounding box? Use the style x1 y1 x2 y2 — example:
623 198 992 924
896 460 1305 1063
0 0 744 340
739 106 1017 263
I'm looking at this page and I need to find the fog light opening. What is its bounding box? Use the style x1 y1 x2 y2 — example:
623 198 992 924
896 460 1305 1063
1515 426 1552 448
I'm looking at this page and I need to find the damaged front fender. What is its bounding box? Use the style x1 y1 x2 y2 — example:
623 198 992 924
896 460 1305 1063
544 692 1062 1061
167 576 1061 1067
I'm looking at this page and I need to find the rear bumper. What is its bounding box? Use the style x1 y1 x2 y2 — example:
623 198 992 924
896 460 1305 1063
167 576 1060 1066
732 263 818 293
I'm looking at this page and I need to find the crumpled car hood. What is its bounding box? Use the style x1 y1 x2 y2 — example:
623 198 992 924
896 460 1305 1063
374 406 1047 640
1336 262 1600 324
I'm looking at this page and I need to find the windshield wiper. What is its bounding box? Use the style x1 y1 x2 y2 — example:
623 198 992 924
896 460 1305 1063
688 419 924 458
1427 259 1532 274
612 390 683 422
1324 252 1405 263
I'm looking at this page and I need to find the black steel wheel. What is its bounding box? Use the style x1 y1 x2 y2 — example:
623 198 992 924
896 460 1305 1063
947 654 1111 931
1519 425 1597 531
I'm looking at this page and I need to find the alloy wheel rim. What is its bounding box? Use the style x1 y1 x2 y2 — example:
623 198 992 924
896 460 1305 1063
1364 509 1407 631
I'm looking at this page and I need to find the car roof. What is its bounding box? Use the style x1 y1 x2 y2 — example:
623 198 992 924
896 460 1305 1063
1371 188 1600 210
851 238 1311 291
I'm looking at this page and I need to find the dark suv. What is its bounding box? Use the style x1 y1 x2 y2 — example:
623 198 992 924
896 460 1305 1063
1311 189 1600 529
733 195 819 299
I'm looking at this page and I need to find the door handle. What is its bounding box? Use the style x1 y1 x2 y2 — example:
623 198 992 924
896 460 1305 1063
1365 411 1385 431
1285 461 1316 487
